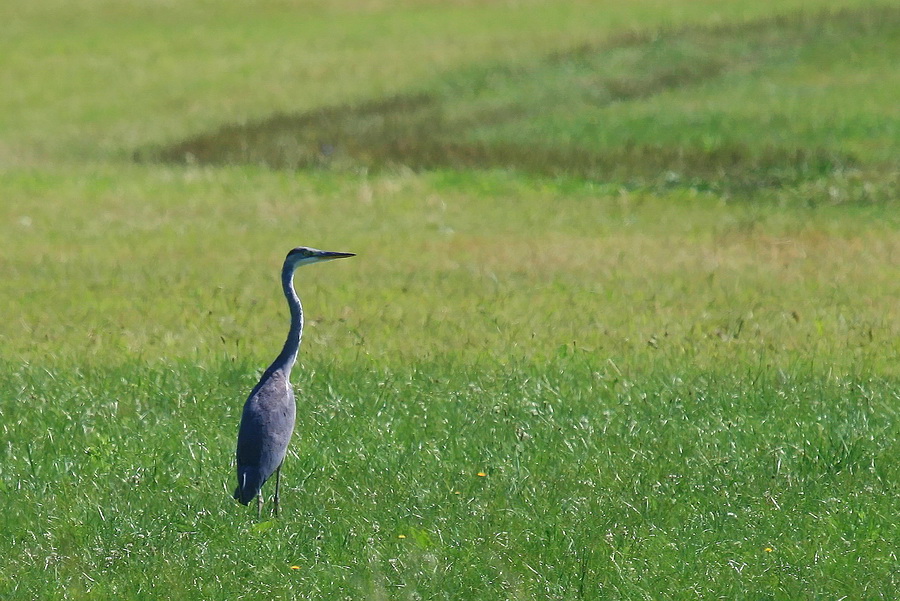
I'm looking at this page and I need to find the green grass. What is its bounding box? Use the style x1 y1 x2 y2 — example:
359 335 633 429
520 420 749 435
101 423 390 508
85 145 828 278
147 6 899 194
1 0 898 599
3 361 898 598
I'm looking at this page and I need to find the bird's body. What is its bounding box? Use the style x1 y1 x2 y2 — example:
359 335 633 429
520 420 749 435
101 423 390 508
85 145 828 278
234 246 353 516
234 368 296 505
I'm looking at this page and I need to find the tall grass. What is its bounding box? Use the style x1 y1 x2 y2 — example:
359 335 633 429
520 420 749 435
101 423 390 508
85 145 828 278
2 360 898 598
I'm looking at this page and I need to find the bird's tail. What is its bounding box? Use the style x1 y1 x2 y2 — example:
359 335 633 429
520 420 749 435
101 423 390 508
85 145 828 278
234 468 263 505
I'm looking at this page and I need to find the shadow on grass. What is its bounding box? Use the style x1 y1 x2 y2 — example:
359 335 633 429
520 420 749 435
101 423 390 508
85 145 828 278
141 6 898 193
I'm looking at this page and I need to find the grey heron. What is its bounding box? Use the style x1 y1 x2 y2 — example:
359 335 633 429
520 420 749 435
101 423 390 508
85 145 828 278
233 246 354 517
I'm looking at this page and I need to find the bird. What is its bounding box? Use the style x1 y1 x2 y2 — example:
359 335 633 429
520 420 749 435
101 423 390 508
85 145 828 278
234 246 354 517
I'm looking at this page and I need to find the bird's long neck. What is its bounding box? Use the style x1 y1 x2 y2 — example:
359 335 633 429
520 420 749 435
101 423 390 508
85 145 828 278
272 262 303 379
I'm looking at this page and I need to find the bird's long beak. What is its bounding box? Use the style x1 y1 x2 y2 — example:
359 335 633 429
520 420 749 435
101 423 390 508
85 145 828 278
289 247 356 268
317 250 355 260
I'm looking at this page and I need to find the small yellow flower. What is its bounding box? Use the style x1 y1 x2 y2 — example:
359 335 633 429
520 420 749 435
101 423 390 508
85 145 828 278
477 472 487 477
398 534 407 539
764 547 773 553
290 565 301 570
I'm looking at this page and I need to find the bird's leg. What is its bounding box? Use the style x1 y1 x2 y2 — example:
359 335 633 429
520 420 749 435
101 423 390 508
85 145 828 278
273 464 282 517
256 492 263 520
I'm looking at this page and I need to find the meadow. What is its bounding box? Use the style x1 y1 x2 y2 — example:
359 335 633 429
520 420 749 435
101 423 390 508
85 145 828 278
1 0 898 599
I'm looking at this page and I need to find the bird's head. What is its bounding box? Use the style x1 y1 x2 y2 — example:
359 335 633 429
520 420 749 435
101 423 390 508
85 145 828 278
285 246 355 270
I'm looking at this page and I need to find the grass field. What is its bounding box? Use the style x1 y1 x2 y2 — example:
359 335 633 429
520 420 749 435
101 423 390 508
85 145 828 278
1 1 898 599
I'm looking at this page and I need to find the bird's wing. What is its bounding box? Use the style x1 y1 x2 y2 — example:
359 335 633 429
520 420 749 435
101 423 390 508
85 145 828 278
235 368 297 481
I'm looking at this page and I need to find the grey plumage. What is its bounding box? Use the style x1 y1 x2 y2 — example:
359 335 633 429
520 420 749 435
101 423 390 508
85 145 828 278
234 246 354 516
